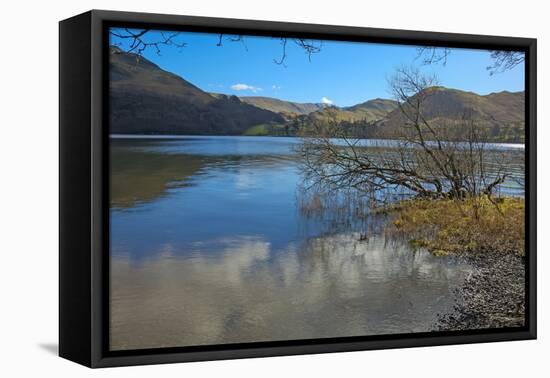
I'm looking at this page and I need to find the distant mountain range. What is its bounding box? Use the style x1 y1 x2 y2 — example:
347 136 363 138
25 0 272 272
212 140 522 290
307 98 399 123
109 47 525 143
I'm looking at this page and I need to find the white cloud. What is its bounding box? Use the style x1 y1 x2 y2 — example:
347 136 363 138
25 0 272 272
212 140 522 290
272 85 282 90
231 83 262 93
321 97 333 105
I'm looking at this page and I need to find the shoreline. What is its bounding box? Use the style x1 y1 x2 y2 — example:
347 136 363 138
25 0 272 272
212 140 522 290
382 196 526 331
436 252 525 330
108 133 526 148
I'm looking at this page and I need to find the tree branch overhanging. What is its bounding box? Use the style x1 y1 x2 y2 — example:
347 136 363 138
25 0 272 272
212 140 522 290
110 28 322 65
416 47 525 75
110 28 187 56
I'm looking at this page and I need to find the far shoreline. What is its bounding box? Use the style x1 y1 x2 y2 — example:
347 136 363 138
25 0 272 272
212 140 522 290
108 133 526 149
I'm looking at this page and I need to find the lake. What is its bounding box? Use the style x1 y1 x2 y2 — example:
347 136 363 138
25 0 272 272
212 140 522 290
109 135 524 351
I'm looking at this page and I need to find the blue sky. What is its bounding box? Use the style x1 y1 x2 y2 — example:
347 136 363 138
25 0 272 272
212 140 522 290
110 29 525 107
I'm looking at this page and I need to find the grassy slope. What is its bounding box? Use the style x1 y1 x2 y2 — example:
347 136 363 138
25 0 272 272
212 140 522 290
307 99 398 123
243 124 270 136
239 96 324 115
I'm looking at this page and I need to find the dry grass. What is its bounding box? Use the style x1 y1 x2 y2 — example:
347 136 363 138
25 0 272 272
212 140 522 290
391 196 525 256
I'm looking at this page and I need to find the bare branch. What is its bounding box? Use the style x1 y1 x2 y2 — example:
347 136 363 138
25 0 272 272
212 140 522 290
416 47 525 75
274 38 322 65
487 51 525 75
111 29 321 66
273 38 288 65
110 28 187 57
416 47 451 65
294 39 322 62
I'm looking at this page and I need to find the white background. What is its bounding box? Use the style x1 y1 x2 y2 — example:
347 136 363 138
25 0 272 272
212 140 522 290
0 0 547 376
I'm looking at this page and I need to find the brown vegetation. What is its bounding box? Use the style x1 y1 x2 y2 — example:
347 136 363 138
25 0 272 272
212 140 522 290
391 196 525 256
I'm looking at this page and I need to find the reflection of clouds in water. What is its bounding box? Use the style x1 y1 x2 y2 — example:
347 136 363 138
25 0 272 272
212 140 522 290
188 237 271 285
235 171 254 189
234 168 257 198
111 233 471 351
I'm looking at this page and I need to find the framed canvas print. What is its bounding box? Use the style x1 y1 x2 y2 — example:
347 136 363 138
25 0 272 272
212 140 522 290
59 10 536 368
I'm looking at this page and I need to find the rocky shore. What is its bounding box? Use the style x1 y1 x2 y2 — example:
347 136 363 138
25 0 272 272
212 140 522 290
437 252 525 331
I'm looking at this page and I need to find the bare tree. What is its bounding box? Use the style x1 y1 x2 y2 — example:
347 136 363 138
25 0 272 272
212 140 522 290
298 67 512 206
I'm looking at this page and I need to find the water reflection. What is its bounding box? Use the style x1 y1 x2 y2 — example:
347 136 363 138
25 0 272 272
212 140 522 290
109 136 522 350
111 232 470 350
110 140 207 208
111 136 525 210
110 138 297 209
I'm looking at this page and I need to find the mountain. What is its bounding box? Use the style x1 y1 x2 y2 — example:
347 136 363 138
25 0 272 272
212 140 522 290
306 98 398 123
109 46 284 135
344 98 400 120
108 47 524 142
237 96 324 115
377 87 525 142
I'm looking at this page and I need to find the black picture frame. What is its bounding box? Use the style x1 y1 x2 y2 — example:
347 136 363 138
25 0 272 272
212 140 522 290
59 9 537 368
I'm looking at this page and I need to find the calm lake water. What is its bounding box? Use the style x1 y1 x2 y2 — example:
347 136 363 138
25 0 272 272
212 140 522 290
109 135 524 351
